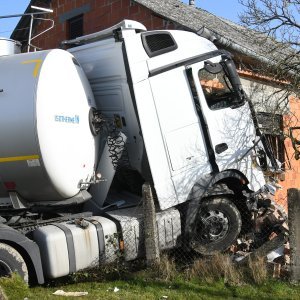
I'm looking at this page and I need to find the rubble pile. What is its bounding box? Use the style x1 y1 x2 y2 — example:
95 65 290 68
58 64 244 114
231 200 290 278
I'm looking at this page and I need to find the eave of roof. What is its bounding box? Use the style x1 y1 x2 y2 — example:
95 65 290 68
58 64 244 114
134 0 294 66
10 0 294 67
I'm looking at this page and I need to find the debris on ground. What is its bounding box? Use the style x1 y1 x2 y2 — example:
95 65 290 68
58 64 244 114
52 290 88 297
230 199 290 279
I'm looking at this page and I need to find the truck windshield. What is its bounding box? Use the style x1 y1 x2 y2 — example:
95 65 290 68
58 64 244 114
199 66 236 110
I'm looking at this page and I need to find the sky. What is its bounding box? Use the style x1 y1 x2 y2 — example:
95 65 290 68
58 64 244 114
0 0 244 38
0 0 30 38
182 0 244 22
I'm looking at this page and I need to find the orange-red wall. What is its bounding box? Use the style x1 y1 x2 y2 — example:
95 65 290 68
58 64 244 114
276 97 300 211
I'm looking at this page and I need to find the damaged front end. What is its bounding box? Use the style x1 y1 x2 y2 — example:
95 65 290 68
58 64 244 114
231 182 289 277
242 183 287 247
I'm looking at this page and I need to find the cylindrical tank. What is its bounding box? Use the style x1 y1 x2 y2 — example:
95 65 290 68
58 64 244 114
0 49 97 202
0 38 21 56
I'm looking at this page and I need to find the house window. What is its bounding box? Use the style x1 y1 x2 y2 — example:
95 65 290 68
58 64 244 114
68 14 83 40
256 112 285 169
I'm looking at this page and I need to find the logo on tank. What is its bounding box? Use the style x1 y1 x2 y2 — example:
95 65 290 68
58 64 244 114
54 115 80 124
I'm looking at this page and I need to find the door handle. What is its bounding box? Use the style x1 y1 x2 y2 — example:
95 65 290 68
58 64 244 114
186 156 194 160
215 143 228 154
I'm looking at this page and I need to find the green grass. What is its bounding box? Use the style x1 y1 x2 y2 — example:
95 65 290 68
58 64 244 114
1 273 300 300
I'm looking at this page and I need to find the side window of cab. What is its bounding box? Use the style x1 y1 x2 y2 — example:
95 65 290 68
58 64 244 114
198 61 236 110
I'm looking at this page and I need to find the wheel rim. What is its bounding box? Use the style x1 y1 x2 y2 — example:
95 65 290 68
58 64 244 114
198 210 229 243
0 259 12 277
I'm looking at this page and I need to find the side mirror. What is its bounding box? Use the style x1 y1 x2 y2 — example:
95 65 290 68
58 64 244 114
204 61 223 74
222 58 246 108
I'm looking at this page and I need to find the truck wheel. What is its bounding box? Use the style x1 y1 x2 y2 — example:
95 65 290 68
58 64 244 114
190 197 241 255
0 243 28 284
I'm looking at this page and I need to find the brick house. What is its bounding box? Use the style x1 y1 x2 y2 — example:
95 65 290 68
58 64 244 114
11 0 300 209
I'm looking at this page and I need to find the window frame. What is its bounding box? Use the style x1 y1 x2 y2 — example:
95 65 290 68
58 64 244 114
67 14 84 40
256 112 285 169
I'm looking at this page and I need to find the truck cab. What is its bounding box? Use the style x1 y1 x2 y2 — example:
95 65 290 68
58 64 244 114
66 20 277 254
65 20 277 206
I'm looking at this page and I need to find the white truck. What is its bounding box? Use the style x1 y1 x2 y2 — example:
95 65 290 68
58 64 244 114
0 20 278 284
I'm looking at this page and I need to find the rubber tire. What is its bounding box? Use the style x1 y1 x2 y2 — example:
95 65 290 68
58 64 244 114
190 197 241 255
0 243 28 284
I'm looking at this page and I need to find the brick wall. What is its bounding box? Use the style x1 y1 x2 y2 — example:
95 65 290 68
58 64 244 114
31 0 175 50
276 97 300 211
238 72 300 211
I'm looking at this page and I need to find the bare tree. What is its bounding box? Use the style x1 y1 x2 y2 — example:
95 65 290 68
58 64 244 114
238 0 300 160
239 0 300 90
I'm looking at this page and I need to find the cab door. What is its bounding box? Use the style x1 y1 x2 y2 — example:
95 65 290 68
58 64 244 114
188 58 261 182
